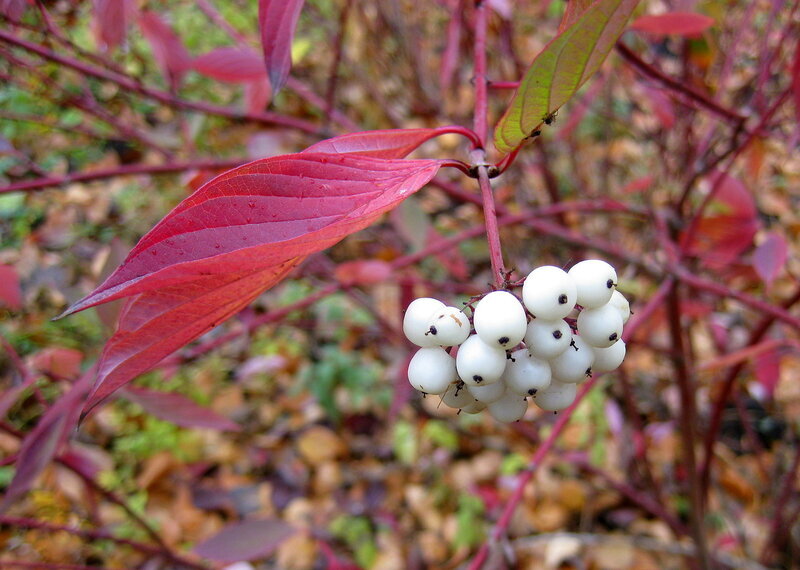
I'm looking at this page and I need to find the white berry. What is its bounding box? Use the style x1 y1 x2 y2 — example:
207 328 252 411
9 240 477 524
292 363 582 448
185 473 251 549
577 303 624 348
522 265 577 320
592 340 627 373
403 298 446 347
533 379 577 412
524 318 572 360
504 349 552 396
608 290 631 324
487 391 529 423
455 334 507 386
461 400 487 414
568 260 617 309
467 377 507 404
473 290 527 349
549 335 595 383
407 347 456 394
425 306 471 347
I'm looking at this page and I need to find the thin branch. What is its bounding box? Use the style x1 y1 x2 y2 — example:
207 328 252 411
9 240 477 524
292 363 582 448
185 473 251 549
1 159 246 194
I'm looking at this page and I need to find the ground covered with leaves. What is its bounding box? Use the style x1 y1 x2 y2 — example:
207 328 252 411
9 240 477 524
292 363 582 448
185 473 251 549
1 0 800 568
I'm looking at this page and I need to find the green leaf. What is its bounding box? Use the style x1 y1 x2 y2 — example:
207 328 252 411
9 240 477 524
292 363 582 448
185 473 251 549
493 0 639 153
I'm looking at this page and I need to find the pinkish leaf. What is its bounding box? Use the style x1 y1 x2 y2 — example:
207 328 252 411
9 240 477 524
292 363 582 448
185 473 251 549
709 172 756 217
259 0 305 93
193 518 297 562
303 129 442 159
753 231 788 288
642 86 675 128
621 175 654 194
30 347 83 379
193 47 267 83
0 264 22 310
686 214 758 269
0 0 27 21
753 348 781 398
631 12 715 37
334 259 393 286
93 0 134 51
1 373 92 511
123 386 241 431
244 78 273 114
139 11 192 89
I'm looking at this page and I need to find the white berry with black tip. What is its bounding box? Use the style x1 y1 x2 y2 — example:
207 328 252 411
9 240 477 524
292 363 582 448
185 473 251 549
522 265 577 320
608 290 631 324
533 379 577 412
425 306 471 347
504 349 552 396
467 377 507 404
524 318 572 360
403 297 446 347
442 382 477 409
407 347 456 395
577 303 624 348
455 334 507 386
487 391 529 423
568 260 617 309
473 290 527 349
592 340 626 373
549 335 595 383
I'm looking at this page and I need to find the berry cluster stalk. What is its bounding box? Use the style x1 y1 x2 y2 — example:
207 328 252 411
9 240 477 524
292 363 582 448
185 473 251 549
472 0 506 289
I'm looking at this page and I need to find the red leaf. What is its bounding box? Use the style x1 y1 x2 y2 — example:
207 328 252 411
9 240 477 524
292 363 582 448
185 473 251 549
710 171 756 218
193 47 267 83
753 231 788 288
139 11 192 88
193 518 297 562
753 348 781 399
303 129 441 159
63 154 440 413
631 12 715 37
259 0 305 93
83 261 299 415
686 214 758 269
0 0 27 21
642 86 675 129
1 373 92 511
123 386 240 431
61 154 441 317
0 264 22 310
93 0 134 51
621 175 654 194
334 260 393 286
30 347 83 379
244 78 273 114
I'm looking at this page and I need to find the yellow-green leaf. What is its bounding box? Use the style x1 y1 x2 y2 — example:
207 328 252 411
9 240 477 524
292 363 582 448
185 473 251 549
493 0 639 153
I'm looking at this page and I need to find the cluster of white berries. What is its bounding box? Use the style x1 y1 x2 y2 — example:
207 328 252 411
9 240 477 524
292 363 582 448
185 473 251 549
403 260 630 423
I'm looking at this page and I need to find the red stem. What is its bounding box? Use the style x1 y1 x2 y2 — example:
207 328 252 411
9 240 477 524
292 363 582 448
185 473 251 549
1 159 246 194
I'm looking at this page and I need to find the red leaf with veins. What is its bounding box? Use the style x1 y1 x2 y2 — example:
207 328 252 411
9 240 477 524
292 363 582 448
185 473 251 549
62 153 440 413
259 0 305 93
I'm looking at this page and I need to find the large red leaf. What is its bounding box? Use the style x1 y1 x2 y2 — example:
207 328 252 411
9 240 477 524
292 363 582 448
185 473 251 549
193 47 267 83
630 12 715 37
123 386 241 431
61 154 441 317
64 153 441 413
139 11 192 89
303 129 442 159
259 0 305 93
193 518 296 562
